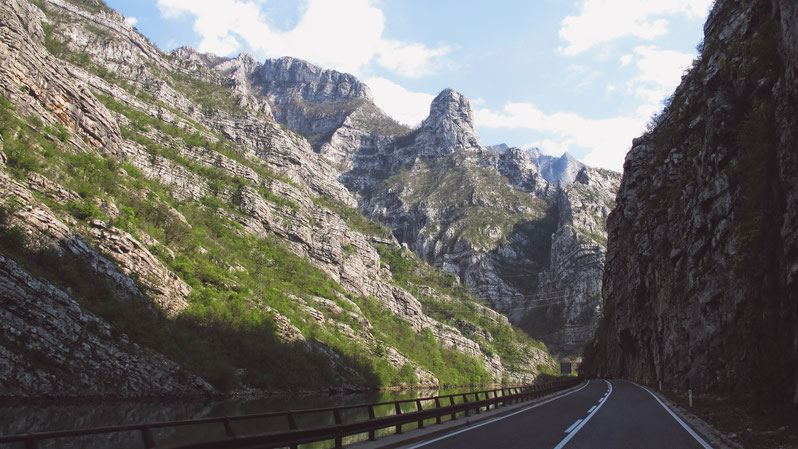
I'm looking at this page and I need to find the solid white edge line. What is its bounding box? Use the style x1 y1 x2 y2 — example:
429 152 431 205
633 382 713 449
404 380 591 449
564 419 583 433
587 405 596 413
552 379 613 449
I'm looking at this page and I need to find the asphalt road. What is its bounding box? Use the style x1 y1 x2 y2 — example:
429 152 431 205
404 380 712 449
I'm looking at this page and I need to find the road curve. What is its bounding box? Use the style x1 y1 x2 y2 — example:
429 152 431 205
405 380 712 449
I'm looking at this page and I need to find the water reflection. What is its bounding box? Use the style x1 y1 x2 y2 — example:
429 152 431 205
0 388 480 449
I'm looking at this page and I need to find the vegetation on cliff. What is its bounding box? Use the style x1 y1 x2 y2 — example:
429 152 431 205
0 0 557 396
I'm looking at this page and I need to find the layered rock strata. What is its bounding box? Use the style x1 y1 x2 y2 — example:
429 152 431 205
585 0 798 411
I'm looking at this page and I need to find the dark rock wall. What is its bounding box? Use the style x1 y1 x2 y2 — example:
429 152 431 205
585 0 798 411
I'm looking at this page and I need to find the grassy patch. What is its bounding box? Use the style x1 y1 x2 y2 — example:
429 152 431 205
163 69 242 115
375 244 551 371
358 296 492 387
312 195 393 239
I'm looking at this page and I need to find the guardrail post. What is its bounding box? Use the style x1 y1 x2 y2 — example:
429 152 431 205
492 390 498 409
140 425 155 449
287 412 299 449
434 398 442 424
394 402 403 434
463 394 470 417
222 417 236 437
368 405 377 441
333 409 343 448
449 396 457 420
474 393 482 414
416 399 425 429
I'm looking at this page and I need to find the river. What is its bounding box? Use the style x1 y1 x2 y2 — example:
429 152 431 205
0 388 481 449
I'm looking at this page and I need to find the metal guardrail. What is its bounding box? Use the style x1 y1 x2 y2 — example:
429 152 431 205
0 379 581 449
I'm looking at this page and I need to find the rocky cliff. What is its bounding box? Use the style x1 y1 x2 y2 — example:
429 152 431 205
149 23 621 360
0 0 557 398
520 167 619 357
584 0 798 412
329 87 619 358
173 35 620 358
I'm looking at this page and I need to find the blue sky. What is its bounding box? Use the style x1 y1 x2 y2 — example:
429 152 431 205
105 0 713 171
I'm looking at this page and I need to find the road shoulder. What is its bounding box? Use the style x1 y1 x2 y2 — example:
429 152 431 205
641 384 743 449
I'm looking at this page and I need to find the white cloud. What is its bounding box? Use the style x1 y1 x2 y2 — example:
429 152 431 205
365 77 434 127
624 45 696 119
633 45 695 88
620 54 633 66
475 102 646 172
559 0 713 55
525 139 576 157
474 42 698 172
156 0 448 78
376 40 451 78
124 16 138 26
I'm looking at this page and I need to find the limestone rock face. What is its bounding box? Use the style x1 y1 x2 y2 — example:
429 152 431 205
0 254 213 398
406 89 482 158
0 0 559 397
0 0 122 155
88 220 191 315
174 50 378 150
528 150 586 186
584 0 798 410
519 167 619 357
328 87 618 357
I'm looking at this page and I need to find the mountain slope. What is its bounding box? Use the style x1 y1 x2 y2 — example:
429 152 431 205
583 0 798 412
0 0 555 397
170 38 621 358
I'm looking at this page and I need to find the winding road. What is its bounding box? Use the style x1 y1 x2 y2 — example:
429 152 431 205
403 380 712 449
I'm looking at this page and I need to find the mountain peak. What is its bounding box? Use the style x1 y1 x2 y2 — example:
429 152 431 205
406 89 481 157
254 57 373 102
428 88 475 128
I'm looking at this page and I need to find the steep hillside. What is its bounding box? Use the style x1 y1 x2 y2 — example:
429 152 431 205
0 0 556 398
192 49 623 358
156 21 623 359
335 89 620 359
583 0 798 412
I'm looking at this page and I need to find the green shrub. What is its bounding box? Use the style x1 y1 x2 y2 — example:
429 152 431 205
66 198 100 220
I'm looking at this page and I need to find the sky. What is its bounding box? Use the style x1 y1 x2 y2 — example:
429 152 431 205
105 0 713 172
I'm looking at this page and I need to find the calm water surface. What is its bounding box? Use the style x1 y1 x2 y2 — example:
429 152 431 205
0 388 480 449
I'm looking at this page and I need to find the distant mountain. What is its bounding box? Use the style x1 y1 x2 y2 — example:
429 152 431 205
486 143 509 153
304 87 620 358
486 144 586 186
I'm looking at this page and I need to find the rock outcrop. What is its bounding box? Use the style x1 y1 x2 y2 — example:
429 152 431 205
520 167 619 357
0 254 213 399
0 0 122 155
584 0 798 411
